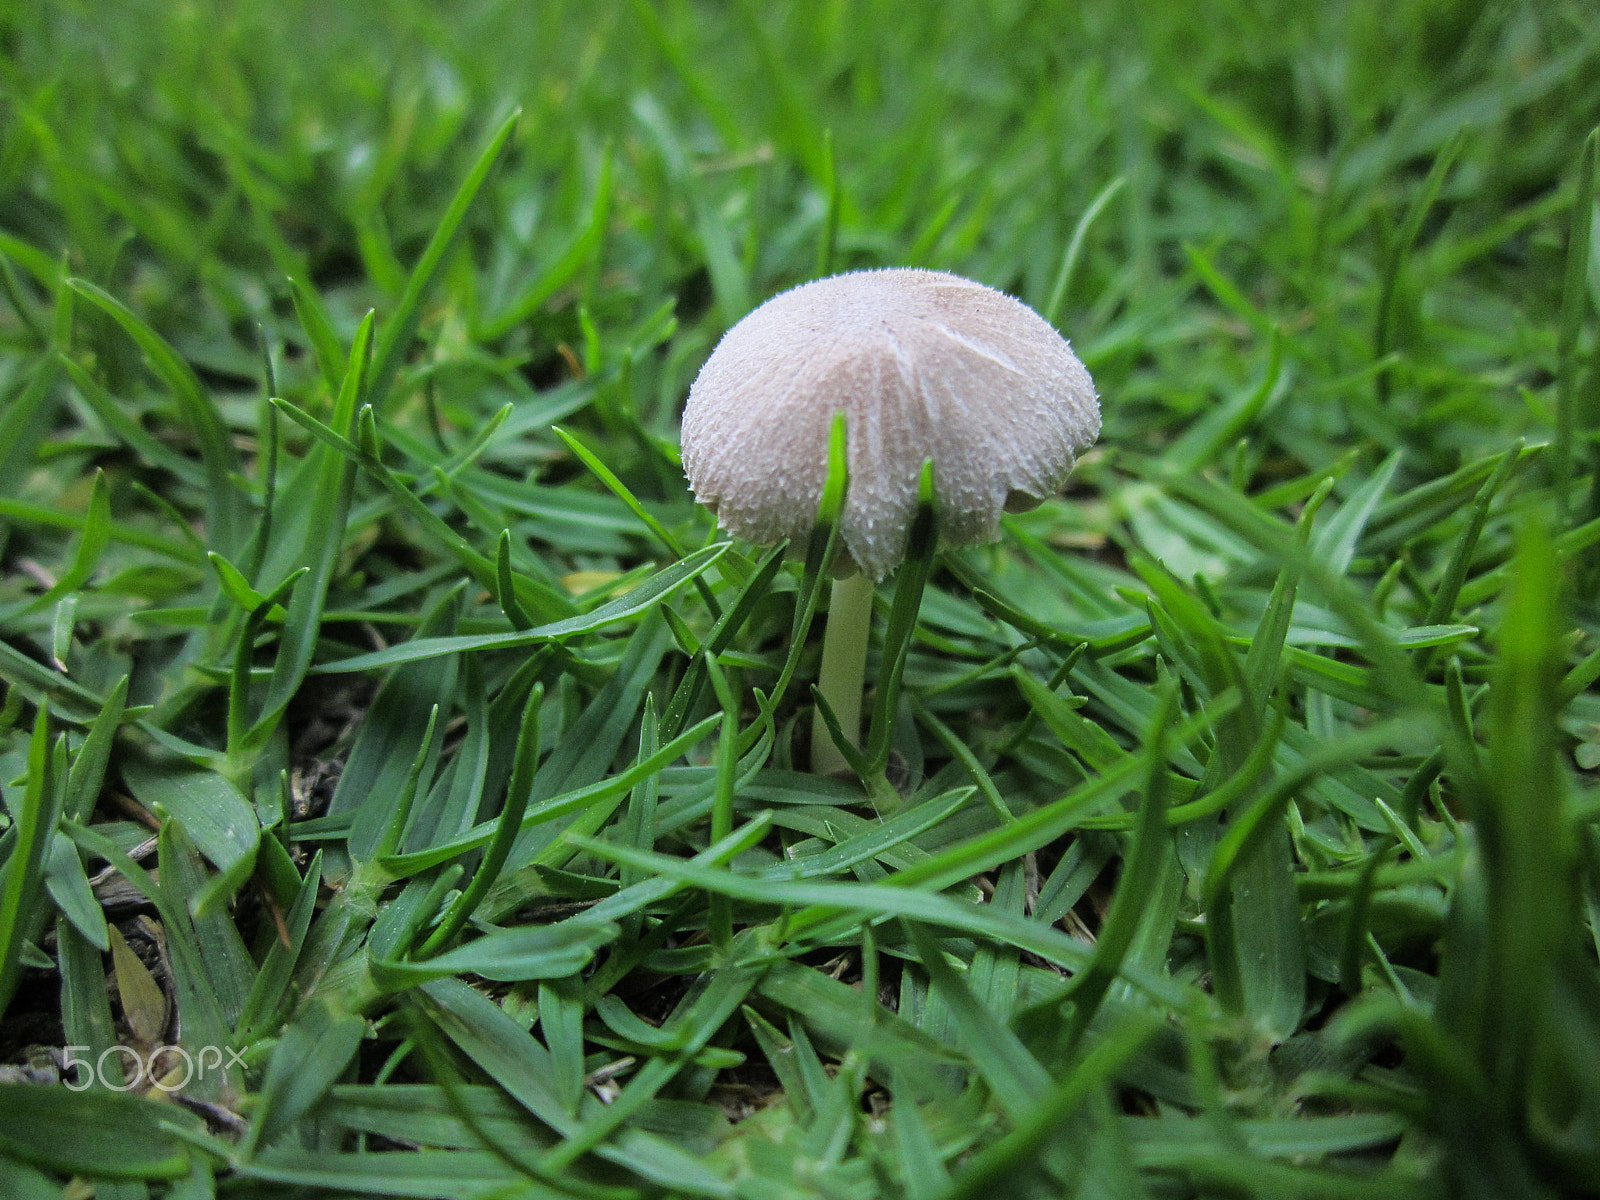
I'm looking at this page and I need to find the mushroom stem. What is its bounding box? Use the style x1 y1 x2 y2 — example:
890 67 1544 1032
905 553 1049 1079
810 571 875 775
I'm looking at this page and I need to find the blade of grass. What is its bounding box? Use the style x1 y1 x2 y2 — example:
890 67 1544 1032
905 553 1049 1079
1556 127 1598 519
1374 132 1464 405
238 851 323 1038
476 146 614 342
1044 176 1126 329
243 998 367 1154
365 109 520 414
313 546 727 674
250 311 374 747
378 712 720 878
1058 680 1178 1048
418 684 544 954
0 706 58 1018
0 468 109 623
67 278 244 551
936 1012 1161 1200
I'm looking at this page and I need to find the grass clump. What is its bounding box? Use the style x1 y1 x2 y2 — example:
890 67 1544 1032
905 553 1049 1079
2 1 1600 1197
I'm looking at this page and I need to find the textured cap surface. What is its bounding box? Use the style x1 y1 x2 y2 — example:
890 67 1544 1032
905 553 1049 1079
680 268 1100 580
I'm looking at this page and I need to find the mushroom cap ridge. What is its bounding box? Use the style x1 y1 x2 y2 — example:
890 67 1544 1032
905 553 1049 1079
680 267 1100 581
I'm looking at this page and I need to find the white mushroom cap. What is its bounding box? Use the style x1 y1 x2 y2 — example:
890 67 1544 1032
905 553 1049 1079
680 268 1100 581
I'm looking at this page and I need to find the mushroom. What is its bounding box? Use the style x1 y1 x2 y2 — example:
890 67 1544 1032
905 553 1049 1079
681 267 1100 775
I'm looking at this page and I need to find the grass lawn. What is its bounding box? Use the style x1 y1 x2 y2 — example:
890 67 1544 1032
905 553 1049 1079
2 0 1600 1195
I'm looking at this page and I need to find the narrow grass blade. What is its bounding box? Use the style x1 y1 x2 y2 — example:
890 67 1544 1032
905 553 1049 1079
56 918 119 1088
0 468 109 623
366 110 520 414
270 393 577 624
379 713 719 878
56 352 205 487
865 460 938 774
937 1013 1161 1200
569 835 1129 986
1414 443 1520 677
288 275 345 395
0 1086 191 1179
238 851 323 1038
67 278 243 550
419 684 544 953
554 423 721 617
253 311 374 743
372 919 617 992
0 357 61 498
61 820 234 1089
1440 523 1574 1111
159 821 254 1023
815 127 839 277
476 147 614 341
63 673 126 821
1059 683 1178 1047
0 706 59 1018
315 545 725 673
537 964 763 1173
1373 132 1464 404
244 998 367 1154
1309 451 1402 577
1555 126 1597 516
1167 332 1286 473
1045 175 1126 329
903 920 1050 1122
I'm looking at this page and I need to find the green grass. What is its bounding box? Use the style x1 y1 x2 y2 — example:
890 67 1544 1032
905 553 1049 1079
1 0 1599 1196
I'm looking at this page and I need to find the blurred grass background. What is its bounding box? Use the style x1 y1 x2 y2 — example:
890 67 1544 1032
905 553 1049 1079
9 0 1594 459
2 1 1600 1197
